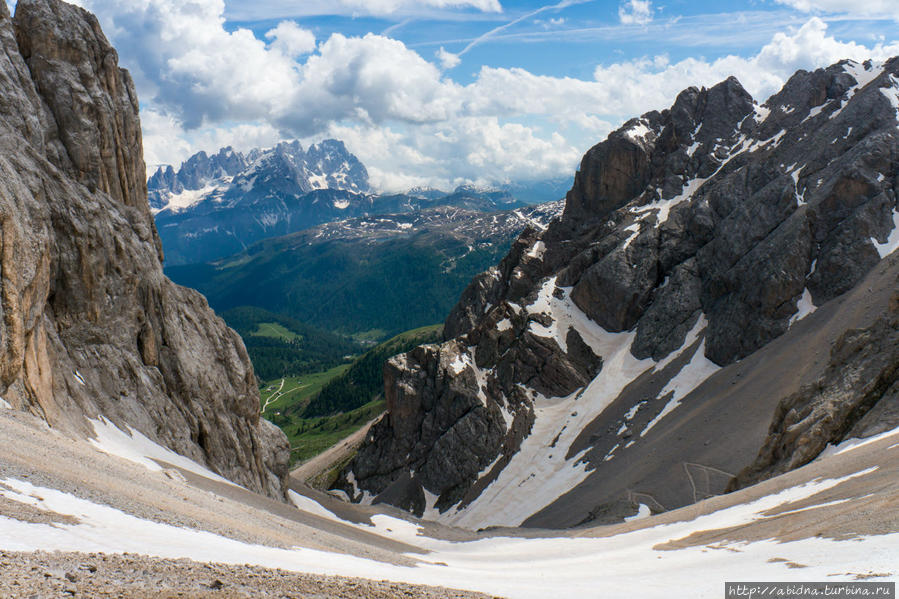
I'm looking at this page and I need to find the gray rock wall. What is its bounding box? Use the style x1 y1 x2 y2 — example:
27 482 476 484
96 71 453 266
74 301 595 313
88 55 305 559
0 0 288 501
339 58 899 525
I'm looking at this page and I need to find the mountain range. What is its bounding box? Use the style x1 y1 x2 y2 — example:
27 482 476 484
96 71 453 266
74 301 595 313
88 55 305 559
150 142 555 266
1 1 897 596
336 59 899 529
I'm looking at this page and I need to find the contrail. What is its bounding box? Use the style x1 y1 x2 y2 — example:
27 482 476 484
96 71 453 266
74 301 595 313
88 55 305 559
382 18 413 37
458 0 593 56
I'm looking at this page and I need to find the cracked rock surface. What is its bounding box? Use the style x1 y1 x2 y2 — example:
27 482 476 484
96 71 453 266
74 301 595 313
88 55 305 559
0 0 288 500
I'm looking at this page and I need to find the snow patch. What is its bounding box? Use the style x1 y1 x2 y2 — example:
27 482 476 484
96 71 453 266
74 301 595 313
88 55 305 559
0 465 892 599
73 371 85 386
155 183 218 214
448 355 468 376
288 491 342 522
624 503 651 522
442 278 654 528
624 121 652 142
526 240 546 260
789 289 817 325
871 208 899 258
634 177 707 226
817 425 899 459
0 397 10 410
333 199 350 210
88 418 236 487
641 340 720 438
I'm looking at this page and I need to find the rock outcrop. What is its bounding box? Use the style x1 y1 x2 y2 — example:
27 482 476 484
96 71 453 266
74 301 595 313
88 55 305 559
0 0 288 500
338 58 899 527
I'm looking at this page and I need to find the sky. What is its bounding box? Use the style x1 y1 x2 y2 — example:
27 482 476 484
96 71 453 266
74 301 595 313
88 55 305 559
7 0 899 191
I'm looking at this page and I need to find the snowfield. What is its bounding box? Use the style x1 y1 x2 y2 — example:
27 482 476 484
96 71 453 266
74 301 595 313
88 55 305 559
0 455 895 599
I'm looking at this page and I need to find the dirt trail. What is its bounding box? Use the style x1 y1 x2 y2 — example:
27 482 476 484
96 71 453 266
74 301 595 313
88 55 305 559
290 414 381 485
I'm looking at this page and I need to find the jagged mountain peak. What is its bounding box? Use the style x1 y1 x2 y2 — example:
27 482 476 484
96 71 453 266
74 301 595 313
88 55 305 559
148 137 369 212
337 56 899 530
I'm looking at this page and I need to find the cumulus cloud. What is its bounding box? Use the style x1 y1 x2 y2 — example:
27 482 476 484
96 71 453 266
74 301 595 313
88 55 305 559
589 18 899 114
327 119 581 192
436 47 461 69
81 0 899 190
618 0 653 25
774 0 899 19
265 21 316 58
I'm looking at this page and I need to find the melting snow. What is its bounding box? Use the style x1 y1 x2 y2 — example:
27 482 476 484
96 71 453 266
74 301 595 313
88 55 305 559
308 173 328 189
624 121 652 142
789 289 817 325
156 183 218 214
0 463 893 599
88 418 236 487
448 355 468 376
640 340 720 438
525 241 546 260
871 209 899 258
444 278 654 528
634 177 707 226
288 491 343 522
817 425 899 460
623 503 652 522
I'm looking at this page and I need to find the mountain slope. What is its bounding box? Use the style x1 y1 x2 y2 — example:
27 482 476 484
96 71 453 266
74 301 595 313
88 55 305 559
0 0 287 499
166 201 563 337
336 59 899 527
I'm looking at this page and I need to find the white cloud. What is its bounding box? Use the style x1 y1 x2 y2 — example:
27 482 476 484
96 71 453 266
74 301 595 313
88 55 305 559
327 119 581 192
774 0 899 19
336 0 502 15
230 0 502 19
78 0 899 191
436 47 461 69
618 0 653 25
265 21 316 58
590 18 899 112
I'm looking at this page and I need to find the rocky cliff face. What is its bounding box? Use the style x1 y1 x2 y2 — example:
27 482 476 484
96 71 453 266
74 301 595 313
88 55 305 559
0 0 288 500
337 58 899 528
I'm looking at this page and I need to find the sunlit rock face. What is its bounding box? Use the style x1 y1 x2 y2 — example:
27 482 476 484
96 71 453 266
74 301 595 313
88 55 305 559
337 58 899 529
0 0 289 501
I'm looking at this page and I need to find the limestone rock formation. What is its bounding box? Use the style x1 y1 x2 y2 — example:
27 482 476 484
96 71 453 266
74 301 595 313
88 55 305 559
0 0 288 500
338 58 899 527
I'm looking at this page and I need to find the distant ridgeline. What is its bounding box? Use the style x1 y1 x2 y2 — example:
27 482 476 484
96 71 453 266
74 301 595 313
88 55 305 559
166 201 564 345
148 139 569 267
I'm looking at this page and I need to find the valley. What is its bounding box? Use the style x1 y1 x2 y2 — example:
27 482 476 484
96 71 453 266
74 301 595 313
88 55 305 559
0 0 896 597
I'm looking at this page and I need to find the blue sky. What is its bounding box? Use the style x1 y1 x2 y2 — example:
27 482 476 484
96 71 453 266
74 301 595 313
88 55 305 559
11 0 897 191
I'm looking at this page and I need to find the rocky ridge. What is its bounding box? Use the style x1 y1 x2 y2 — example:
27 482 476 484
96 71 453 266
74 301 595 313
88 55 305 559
338 58 899 527
0 0 288 500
